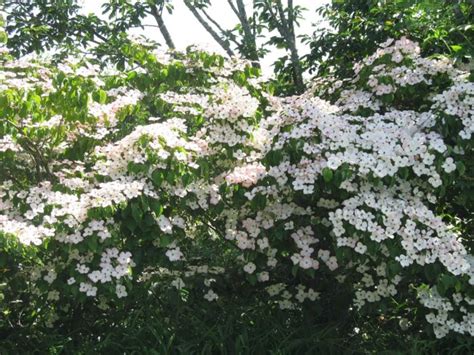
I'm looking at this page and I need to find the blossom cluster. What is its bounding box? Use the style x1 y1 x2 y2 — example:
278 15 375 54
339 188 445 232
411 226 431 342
0 37 473 339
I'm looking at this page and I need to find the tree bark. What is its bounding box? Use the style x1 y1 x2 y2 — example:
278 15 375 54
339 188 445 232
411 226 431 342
184 0 235 57
234 0 260 65
274 0 304 93
149 4 175 49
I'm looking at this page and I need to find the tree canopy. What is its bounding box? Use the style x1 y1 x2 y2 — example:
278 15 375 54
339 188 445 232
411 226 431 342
1 2 474 353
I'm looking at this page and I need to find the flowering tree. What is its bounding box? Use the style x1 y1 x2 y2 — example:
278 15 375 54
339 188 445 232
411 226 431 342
305 0 473 79
1 18 473 344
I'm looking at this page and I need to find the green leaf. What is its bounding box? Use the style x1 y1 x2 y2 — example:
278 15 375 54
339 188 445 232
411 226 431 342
98 89 107 104
439 274 456 290
160 234 173 247
181 173 192 186
399 167 409 179
322 168 333 182
424 264 440 282
254 194 267 209
387 261 401 278
247 274 257 286
450 45 462 52
166 171 175 184
150 200 163 216
125 219 137 233
131 202 143 223
456 161 466 175
0 31 7 44
87 237 98 252
152 169 164 186
291 265 299 277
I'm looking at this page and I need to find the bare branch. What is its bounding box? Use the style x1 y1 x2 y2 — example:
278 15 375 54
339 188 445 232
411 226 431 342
149 4 175 49
287 0 295 38
226 0 241 20
201 8 228 36
184 0 235 57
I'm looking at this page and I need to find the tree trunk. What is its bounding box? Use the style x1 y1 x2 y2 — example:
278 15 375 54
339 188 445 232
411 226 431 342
150 4 175 49
274 0 304 92
234 0 260 66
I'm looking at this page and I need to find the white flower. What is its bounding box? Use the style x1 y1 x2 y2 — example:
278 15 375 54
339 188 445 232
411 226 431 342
157 215 173 234
166 247 183 261
299 257 313 269
243 262 256 274
326 155 342 170
257 271 269 282
441 157 456 173
354 242 367 254
204 289 218 302
171 277 185 289
116 284 127 298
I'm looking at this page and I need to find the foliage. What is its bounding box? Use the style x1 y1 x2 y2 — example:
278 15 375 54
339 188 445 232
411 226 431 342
305 0 474 79
2 0 175 64
3 0 112 58
2 0 310 95
1 8 474 350
255 0 306 95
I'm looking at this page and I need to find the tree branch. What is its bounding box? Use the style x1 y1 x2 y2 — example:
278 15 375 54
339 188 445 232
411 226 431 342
184 0 234 57
149 4 175 49
90 28 108 43
287 0 295 38
226 0 241 20
235 0 259 64
269 0 304 92
201 8 228 36
4 119 54 181
265 2 287 36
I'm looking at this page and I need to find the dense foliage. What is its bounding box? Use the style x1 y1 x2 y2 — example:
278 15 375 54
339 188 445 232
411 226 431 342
2 0 307 95
1 4 474 349
306 0 473 78
4 1 472 98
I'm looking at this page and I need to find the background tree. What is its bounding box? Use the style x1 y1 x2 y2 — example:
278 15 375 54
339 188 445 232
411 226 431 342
103 0 176 49
2 0 308 93
183 0 235 57
183 0 308 92
2 0 176 61
255 0 306 94
183 0 266 66
304 0 474 79
226 0 262 65
2 0 111 57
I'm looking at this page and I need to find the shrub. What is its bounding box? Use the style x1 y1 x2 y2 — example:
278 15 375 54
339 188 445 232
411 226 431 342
1 33 473 347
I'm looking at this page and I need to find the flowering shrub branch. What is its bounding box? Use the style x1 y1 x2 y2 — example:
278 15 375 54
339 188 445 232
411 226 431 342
0 36 473 339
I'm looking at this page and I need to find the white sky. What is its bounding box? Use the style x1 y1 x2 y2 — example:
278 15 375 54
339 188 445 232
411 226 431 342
79 0 330 75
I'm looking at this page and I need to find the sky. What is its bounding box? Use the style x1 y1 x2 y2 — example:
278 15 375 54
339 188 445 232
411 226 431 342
79 0 330 76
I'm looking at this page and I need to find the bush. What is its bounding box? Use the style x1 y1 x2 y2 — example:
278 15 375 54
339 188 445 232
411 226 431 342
1 31 473 351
